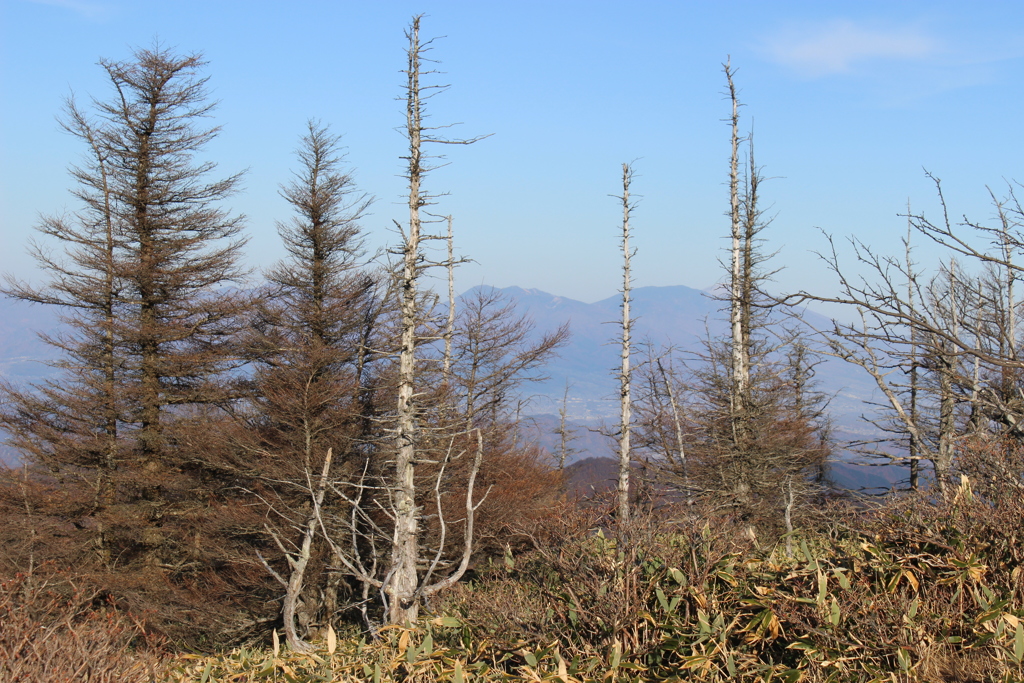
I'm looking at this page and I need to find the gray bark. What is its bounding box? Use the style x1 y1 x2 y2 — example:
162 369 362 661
617 163 636 526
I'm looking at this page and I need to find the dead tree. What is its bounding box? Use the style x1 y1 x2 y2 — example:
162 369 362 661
787 175 1024 494
615 163 638 526
257 449 335 653
449 287 568 431
443 215 456 378
388 15 488 624
555 381 580 472
725 60 750 442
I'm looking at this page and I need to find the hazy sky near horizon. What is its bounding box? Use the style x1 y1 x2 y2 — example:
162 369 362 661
3 0 1024 305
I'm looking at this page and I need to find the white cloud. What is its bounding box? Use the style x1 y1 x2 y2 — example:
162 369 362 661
764 19 938 78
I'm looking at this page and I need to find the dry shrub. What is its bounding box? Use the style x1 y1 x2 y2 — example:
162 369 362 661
0 569 168 682
438 501 742 659
0 463 283 649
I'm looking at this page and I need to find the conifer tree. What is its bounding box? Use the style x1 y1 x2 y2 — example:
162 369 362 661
2 45 250 580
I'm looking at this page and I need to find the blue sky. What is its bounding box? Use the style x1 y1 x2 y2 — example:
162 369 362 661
3 0 1024 304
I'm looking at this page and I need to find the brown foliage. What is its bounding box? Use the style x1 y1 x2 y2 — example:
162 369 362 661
0 569 169 682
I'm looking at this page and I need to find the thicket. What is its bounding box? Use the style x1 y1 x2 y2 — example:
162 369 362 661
166 475 1024 682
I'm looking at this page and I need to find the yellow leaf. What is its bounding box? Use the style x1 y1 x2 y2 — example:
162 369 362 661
398 628 410 652
327 623 337 655
272 628 280 657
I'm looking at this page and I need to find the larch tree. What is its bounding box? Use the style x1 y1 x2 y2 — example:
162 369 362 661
0 46 258 638
97 47 248 468
238 120 379 651
1 97 125 533
4 45 247 504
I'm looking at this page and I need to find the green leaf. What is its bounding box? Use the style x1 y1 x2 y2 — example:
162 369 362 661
833 568 851 590
1014 621 1024 664
778 669 802 683
453 659 465 683
896 647 911 672
524 651 538 667
669 567 686 585
712 612 725 632
656 587 669 613
698 610 710 635
432 616 461 628
504 545 515 570
829 598 841 627
200 661 213 683
908 597 919 619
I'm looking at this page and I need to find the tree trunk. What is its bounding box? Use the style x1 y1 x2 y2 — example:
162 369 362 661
725 61 748 445
617 163 635 527
390 15 430 624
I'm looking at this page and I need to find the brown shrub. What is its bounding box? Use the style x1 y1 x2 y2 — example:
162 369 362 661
0 569 169 682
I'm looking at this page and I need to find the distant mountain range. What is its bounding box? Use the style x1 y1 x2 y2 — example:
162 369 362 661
0 285 906 489
480 284 907 492
485 284 877 427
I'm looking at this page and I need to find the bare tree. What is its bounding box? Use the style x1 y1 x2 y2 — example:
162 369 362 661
615 163 638 526
633 62 828 532
787 174 1024 495
555 381 580 472
388 15 488 624
449 287 568 431
725 60 749 439
634 347 692 501
443 215 456 378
